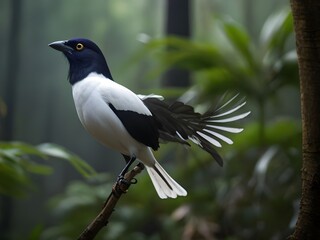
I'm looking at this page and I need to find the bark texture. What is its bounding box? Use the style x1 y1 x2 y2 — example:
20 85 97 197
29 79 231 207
290 1 320 239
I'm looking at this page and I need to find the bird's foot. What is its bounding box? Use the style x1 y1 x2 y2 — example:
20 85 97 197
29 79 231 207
112 176 138 198
117 175 138 186
112 158 140 198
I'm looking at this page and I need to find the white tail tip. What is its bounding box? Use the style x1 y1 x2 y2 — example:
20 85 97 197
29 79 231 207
146 161 187 199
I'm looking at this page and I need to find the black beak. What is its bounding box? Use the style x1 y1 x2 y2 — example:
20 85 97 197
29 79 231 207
48 40 73 52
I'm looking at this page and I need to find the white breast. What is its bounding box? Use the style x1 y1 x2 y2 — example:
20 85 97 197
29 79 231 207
71 73 148 157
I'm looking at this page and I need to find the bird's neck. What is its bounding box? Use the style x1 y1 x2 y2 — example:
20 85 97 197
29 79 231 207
68 59 113 85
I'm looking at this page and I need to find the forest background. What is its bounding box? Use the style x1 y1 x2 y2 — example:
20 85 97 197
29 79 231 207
0 0 298 239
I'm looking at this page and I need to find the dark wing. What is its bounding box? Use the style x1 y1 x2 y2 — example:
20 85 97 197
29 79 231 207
109 103 160 151
142 94 250 166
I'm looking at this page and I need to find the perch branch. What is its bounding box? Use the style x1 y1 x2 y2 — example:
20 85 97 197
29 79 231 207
77 163 145 240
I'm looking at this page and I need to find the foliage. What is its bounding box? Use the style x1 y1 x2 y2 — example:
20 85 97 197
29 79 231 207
38 174 111 240
0 142 96 197
141 8 296 99
33 8 301 240
141 8 299 240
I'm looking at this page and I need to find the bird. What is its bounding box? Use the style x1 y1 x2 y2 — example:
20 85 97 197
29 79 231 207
49 38 250 199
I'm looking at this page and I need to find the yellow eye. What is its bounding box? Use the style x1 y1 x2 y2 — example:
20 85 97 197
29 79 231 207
76 43 84 51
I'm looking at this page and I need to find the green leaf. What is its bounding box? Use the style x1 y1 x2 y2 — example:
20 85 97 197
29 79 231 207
0 162 33 197
145 37 223 71
22 161 53 175
37 143 96 178
260 8 293 55
0 141 96 197
221 20 255 69
0 141 47 159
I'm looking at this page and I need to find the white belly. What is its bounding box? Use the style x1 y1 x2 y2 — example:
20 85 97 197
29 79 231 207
71 75 155 166
81 97 134 154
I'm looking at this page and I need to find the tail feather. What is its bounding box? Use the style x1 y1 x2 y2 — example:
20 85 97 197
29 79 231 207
145 160 187 199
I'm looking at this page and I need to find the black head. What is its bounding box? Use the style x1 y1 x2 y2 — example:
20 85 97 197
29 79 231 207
49 38 113 84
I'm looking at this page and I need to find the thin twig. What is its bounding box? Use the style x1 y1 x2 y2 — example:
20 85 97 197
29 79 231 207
77 163 145 240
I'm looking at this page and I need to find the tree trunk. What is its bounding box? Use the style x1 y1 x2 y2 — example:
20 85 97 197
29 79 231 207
289 1 320 239
2 0 22 141
0 0 22 239
162 0 191 88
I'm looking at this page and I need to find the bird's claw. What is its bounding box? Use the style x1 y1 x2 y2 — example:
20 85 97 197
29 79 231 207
118 176 138 186
112 176 138 198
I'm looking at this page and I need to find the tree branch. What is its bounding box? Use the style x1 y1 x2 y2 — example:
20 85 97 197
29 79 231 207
77 163 145 240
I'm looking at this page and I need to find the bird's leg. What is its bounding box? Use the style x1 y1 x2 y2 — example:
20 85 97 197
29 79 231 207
119 155 136 177
111 155 137 197
117 155 137 185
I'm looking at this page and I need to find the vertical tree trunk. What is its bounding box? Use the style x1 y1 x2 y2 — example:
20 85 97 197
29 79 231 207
2 0 22 141
162 0 191 88
0 0 22 239
289 1 320 239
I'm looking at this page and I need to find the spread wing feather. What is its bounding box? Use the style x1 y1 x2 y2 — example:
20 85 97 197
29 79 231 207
142 94 250 166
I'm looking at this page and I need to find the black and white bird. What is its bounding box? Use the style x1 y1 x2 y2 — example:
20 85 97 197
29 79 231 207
49 38 250 199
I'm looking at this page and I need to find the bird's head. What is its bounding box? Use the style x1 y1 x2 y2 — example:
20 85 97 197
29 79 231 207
49 38 113 84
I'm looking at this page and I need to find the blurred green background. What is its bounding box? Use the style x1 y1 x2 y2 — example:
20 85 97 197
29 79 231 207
0 0 300 239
